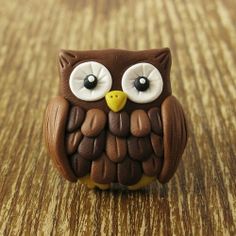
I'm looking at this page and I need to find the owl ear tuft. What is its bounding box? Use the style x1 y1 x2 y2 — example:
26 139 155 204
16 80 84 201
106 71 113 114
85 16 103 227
58 49 78 70
154 48 172 72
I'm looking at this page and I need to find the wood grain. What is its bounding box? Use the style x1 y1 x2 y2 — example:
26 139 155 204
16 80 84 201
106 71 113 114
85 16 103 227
0 0 235 235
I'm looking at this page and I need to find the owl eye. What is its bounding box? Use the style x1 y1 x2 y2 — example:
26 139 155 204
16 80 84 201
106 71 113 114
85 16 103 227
83 74 98 89
121 62 163 103
69 61 112 101
134 76 149 91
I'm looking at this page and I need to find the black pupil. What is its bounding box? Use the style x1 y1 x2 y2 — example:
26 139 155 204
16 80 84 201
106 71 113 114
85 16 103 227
84 74 97 89
134 76 149 91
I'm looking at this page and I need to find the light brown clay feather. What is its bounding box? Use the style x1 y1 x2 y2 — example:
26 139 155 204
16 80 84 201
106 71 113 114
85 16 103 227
159 96 188 183
44 96 77 182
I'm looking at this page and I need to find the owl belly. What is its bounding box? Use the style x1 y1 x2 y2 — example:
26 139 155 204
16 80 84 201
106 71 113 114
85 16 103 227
65 107 163 189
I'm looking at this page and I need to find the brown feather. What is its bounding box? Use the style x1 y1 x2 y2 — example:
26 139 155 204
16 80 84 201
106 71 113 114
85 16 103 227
78 131 105 160
81 109 106 137
44 96 77 182
108 111 130 137
67 106 85 133
106 132 127 162
159 96 188 183
130 110 151 137
70 153 91 178
62 103 183 185
117 157 142 185
65 130 83 155
142 154 163 177
150 133 163 157
148 107 163 135
91 153 117 184
127 136 153 161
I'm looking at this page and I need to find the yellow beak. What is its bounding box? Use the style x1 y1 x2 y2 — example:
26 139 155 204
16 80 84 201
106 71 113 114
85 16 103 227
105 90 127 112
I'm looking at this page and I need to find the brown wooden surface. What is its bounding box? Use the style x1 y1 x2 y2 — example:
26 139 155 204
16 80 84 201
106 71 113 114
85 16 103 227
0 0 236 235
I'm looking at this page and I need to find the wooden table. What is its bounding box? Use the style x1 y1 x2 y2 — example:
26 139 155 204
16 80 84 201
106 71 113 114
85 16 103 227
0 0 235 235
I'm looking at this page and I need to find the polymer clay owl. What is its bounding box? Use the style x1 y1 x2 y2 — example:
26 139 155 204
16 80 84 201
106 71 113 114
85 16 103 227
44 48 188 190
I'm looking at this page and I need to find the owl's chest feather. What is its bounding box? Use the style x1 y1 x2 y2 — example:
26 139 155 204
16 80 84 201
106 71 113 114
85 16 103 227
65 106 163 186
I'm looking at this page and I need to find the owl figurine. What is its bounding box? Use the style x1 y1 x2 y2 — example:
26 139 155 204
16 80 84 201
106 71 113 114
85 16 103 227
44 48 188 190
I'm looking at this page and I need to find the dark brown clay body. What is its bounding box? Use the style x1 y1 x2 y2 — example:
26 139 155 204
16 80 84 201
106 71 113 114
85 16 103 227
44 48 188 189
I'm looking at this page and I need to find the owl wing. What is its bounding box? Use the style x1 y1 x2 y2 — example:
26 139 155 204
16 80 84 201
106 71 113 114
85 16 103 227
159 96 188 183
44 96 77 182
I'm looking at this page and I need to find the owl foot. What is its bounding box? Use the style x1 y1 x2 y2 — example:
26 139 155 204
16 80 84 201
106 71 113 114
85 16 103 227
128 175 156 190
79 175 110 190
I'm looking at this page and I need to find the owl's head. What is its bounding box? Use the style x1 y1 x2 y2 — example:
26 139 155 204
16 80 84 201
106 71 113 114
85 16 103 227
58 49 172 113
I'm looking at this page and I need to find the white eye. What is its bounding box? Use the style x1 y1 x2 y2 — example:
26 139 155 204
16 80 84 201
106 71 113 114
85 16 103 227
121 62 163 103
69 61 112 101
